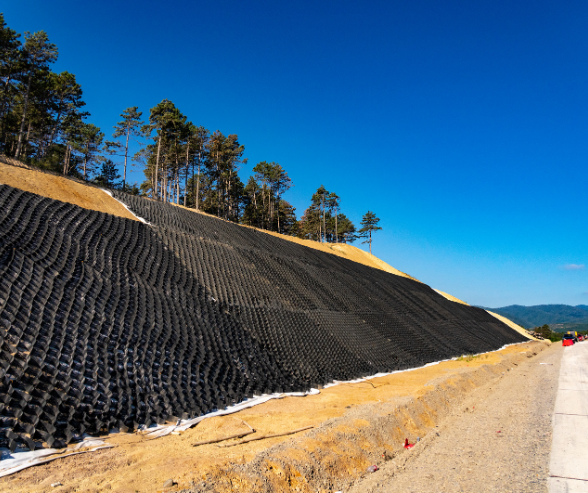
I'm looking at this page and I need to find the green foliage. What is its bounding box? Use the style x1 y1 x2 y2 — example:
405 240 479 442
359 211 382 254
93 160 121 189
0 14 384 244
487 304 588 328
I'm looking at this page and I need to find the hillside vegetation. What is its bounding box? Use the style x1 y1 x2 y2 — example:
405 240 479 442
487 304 588 328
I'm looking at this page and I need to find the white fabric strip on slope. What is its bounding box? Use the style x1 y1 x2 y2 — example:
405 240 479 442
101 189 150 224
0 341 526 477
0 438 113 479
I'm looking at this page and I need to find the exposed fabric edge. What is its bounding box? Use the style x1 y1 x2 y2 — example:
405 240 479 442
101 189 150 224
0 341 530 478
0 439 113 478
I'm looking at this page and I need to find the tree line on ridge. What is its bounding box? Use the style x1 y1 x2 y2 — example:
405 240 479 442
0 15 382 250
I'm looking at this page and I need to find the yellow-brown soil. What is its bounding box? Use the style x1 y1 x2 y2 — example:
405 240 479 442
0 341 546 493
0 160 137 221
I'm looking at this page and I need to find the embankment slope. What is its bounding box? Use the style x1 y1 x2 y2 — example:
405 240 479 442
0 177 528 452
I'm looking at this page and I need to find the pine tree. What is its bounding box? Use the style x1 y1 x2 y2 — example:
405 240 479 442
0 13 22 140
15 31 58 158
359 211 382 254
94 159 121 188
111 106 144 191
77 123 104 180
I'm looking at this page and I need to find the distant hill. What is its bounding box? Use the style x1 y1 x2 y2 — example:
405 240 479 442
484 304 588 330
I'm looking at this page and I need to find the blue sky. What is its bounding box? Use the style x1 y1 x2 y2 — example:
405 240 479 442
3 0 587 307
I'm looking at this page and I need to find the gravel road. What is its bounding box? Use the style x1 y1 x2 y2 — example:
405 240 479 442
348 343 562 493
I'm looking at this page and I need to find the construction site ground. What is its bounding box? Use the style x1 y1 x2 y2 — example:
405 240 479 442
0 341 550 493
348 338 561 493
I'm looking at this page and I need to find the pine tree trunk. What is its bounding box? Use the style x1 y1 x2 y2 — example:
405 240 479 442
24 120 32 158
46 110 62 155
154 135 161 200
196 164 201 210
175 152 180 205
216 151 221 217
322 197 326 243
15 74 32 159
176 169 180 205
277 196 280 233
62 144 70 175
261 184 266 229
123 128 129 191
184 142 189 206
163 162 167 202
228 173 232 220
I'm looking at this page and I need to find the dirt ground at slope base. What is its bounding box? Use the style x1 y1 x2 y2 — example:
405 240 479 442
0 341 548 493
347 339 562 493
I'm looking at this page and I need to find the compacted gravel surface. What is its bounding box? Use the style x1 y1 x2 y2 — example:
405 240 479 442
348 344 562 493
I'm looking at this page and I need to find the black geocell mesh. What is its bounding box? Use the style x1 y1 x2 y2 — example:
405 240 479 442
0 185 526 451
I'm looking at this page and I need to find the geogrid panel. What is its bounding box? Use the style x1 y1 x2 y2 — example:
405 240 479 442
0 185 527 451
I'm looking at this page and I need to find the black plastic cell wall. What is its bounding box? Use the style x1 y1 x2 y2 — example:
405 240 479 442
0 184 527 451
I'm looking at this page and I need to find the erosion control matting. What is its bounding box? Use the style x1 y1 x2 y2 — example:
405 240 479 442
0 185 527 451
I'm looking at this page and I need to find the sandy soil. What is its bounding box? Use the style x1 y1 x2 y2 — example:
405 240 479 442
0 342 547 493
0 160 137 221
434 289 469 305
348 342 561 493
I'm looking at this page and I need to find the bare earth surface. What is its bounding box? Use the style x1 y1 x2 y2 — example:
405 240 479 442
348 342 562 493
0 160 138 221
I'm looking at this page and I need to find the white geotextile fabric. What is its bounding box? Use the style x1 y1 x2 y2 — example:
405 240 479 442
101 189 151 224
144 389 320 438
0 438 114 478
0 337 525 477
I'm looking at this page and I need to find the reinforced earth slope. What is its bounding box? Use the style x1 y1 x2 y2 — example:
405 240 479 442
0 185 527 452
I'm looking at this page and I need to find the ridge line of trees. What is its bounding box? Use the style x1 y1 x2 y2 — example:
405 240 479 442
0 14 383 247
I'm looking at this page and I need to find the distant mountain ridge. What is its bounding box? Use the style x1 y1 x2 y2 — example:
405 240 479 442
484 304 588 329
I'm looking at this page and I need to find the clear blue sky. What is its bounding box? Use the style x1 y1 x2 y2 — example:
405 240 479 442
4 0 587 307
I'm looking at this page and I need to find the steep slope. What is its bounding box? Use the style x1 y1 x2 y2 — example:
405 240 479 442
0 185 527 452
169 202 418 280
